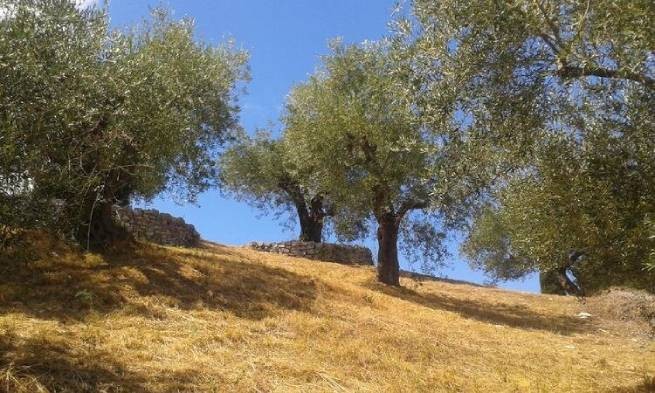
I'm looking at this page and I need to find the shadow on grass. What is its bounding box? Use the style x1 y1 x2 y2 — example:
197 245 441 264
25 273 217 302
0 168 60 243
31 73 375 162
607 378 655 393
0 331 148 393
369 283 590 335
0 241 317 322
0 330 223 393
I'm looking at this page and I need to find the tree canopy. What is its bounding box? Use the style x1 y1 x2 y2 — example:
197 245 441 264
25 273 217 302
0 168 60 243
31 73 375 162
0 0 248 248
284 41 448 285
406 0 655 292
218 131 331 242
463 129 655 293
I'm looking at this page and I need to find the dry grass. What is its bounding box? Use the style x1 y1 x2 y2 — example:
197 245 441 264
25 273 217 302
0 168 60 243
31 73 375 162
0 236 653 392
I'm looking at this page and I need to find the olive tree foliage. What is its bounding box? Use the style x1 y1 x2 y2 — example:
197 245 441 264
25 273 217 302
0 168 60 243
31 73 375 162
406 0 655 292
218 131 332 242
464 133 655 294
0 0 248 249
284 41 448 286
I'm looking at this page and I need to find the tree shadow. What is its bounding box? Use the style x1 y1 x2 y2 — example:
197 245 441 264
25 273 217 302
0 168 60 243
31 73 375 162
0 331 148 393
0 330 223 392
368 283 590 335
0 241 317 322
607 378 655 393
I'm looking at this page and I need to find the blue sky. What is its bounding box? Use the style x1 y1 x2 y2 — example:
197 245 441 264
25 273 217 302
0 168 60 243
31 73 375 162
107 0 540 293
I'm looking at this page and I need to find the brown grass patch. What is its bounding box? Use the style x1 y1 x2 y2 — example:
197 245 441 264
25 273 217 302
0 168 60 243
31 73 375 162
0 238 653 392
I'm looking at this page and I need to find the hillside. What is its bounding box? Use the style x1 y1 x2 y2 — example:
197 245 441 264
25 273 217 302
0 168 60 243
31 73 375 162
0 238 653 392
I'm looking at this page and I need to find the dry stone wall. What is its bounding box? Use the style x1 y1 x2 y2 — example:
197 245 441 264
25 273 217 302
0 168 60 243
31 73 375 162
248 241 373 266
114 206 201 247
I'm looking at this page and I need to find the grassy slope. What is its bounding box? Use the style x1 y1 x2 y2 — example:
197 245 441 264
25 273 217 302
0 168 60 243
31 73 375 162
0 238 653 393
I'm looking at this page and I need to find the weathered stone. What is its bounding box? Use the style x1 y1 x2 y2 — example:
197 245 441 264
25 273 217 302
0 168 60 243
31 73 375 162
248 241 373 266
113 206 201 247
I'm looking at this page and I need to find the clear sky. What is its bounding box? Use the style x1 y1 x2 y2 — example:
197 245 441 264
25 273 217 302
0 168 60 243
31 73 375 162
106 0 540 293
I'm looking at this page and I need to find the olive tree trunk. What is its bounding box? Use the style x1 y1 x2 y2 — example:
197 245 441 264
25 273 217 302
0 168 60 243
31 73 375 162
298 209 324 243
293 194 326 243
77 199 128 250
539 270 567 295
555 267 585 297
76 172 131 250
376 213 400 286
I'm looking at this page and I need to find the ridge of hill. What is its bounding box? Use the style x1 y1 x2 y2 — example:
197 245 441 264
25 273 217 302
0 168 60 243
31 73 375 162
0 237 653 392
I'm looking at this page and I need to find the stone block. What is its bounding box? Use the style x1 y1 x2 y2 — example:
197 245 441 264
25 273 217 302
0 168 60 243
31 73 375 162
113 206 201 247
247 240 373 266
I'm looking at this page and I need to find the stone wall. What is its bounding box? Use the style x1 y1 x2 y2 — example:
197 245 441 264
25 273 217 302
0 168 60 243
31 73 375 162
114 207 201 247
248 241 373 266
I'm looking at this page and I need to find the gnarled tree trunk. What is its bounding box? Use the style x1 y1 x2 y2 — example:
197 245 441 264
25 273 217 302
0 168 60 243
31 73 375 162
376 213 400 286
77 197 128 250
76 169 132 250
298 207 324 242
539 269 567 295
281 178 327 243
540 268 585 296
555 267 585 297
75 118 134 250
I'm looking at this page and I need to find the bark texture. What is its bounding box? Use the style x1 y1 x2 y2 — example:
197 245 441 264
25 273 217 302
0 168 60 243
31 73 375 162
376 213 401 286
540 266 585 297
298 195 327 242
279 177 328 243
78 198 129 250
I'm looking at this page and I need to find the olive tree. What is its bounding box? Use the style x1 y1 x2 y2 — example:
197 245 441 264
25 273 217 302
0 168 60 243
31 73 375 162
0 0 248 248
285 41 448 286
218 131 332 242
406 0 655 291
464 132 655 294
